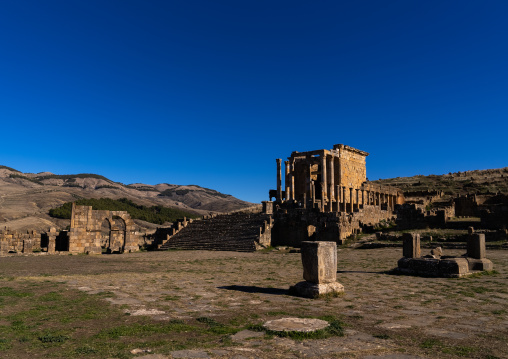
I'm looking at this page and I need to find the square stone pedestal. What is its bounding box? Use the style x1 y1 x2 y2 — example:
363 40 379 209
290 241 344 298
290 281 344 298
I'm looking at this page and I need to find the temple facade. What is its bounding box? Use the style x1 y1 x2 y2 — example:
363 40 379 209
269 144 404 245
275 144 403 213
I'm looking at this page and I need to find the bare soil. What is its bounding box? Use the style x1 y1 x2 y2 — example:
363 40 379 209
0 247 507 358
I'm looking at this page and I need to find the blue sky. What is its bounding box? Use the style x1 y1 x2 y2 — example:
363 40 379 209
1 0 507 203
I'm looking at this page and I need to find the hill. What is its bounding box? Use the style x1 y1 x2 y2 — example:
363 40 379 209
0 166 255 232
374 167 508 200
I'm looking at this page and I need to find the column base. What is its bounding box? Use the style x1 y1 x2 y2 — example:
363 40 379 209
289 281 344 299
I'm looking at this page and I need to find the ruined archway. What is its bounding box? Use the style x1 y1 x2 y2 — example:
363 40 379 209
68 204 140 254
109 216 126 253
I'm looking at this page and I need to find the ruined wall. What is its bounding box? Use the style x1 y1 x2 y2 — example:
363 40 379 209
68 204 140 254
335 144 367 189
272 204 396 247
0 228 41 254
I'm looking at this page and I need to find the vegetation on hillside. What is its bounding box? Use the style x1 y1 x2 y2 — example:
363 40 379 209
9 174 44 185
49 198 199 224
0 165 21 172
35 173 113 182
158 187 230 199
375 167 508 197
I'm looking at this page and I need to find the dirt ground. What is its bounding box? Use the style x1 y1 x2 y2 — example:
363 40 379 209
0 247 507 358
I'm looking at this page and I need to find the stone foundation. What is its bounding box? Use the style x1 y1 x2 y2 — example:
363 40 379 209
396 232 494 277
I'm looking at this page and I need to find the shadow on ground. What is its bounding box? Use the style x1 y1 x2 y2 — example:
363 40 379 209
218 285 288 296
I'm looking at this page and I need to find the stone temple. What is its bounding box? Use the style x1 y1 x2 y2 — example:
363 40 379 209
268 144 404 246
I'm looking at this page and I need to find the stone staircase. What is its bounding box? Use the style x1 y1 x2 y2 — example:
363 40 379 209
159 212 272 252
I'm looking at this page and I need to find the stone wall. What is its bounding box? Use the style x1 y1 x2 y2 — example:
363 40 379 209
68 204 140 254
335 144 367 189
0 228 41 254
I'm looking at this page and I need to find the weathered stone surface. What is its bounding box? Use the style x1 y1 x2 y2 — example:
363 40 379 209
301 241 337 284
466 257 494 271
264 317 329 333
67 204 140 254
290 280 344 298
467 233 486 259
438 258 469 277
430 246 443 257
230 329 265 342
397 257 470 277
402 233 420 258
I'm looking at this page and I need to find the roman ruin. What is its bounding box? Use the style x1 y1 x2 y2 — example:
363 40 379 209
267 144 404 246
396 229 494 277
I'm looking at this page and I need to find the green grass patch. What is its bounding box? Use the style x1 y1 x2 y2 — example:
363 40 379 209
0 287 33 298
196 317 238 335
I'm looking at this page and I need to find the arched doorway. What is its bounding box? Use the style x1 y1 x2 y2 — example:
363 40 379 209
109 216 126 253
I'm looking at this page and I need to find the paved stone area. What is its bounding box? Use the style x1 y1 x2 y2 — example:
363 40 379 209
2 247 507 358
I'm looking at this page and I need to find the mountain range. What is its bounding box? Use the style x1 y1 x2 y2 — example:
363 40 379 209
0 165 254 232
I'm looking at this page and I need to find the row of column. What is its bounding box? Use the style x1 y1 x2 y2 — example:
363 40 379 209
276 158 397 213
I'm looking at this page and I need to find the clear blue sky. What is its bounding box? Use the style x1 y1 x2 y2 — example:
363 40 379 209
1 1 507 203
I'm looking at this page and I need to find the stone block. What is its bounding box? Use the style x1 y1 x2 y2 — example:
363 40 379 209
85 246 102 255
438 258 469 277
0 241 8 254
409 258 440 274
466 257 494 271
290 281 344 298
402 233 420 258
22 239 33 253
467 233 486 259
301 241 337 284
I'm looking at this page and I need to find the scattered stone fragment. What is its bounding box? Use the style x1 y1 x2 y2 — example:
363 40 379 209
430 246 442 257
130 348 152 354
264 317 329 333
230 329 265 342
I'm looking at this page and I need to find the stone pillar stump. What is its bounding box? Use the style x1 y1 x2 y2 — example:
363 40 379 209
290 241 344 298
402 233 421 258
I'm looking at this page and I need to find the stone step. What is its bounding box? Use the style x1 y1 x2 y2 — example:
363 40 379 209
159 212 270 252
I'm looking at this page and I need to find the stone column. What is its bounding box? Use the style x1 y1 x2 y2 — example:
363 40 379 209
290 174 295 201
321 155 327 202
328 184 333 212
402 233 421 258
276 159 282 202
284 161 290 202
349 188 353 213
336 185 340 212
342 186 346 212
355 189 359 211
467 233 486 259
361 189 365 207
307 163 312 205
328 157 334 202
320 184 325 212
377 192 381 207
290 241 344 298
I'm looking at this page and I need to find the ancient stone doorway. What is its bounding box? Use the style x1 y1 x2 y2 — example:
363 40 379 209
100 217 126 254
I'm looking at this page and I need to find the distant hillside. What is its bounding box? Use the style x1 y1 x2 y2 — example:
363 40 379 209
49 198 199 225
0 166 255 232
374 167 508 199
